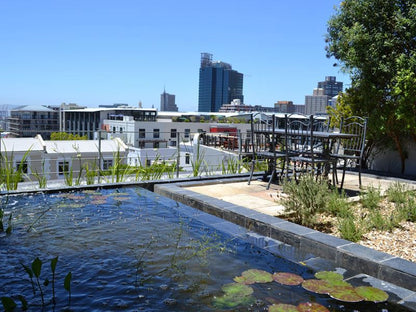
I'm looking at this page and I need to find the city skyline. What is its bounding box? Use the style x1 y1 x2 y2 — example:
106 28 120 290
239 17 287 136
1 0 348 111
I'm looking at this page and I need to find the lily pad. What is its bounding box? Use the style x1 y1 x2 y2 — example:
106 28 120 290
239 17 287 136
233 275 249 284
273 272 304 286
355 286 388 302
297 302 330 312
315 271 343 282
328 285 363 302
239 269 273 284
213 293 255 309
268 303 298 312
213 283 255 309
221 283 253 296
302 279 331 294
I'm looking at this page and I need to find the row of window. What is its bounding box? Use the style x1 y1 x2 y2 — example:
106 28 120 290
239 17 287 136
14 160 114 176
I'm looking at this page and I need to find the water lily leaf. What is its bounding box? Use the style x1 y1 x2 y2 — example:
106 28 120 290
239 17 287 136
221 283 254 296
297 302 330 312
315 271 343 282
213 293 255 309
268 303 298 312
355 286 388 302
213 283 255 309
328 285 363 302
273 272 304 286
233 275 249 284
240 269 273 284
302 279 331 294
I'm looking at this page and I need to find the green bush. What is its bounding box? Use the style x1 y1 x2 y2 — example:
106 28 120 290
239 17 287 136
360 186 381 210
386 182 408 204
326 190 351 218
338 216 363 242
281 175 331 227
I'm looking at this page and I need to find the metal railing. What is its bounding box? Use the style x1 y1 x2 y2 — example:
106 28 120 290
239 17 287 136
0 130 255 193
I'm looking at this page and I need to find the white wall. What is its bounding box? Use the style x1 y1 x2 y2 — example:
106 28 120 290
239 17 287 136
370 139 416 176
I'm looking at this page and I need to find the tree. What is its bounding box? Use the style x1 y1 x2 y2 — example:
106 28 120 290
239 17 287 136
50 132 88 140
326 0 416 173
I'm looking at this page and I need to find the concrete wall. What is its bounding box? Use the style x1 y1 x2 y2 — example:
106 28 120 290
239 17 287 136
370 139 416 176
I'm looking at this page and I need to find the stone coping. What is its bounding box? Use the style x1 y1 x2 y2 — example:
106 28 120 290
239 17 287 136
154 177 416 311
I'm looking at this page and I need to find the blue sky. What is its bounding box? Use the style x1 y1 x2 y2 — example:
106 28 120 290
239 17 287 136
0 0 348 112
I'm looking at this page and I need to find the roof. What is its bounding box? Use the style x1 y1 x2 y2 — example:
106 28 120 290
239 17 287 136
0 137 44 152
12 105 55 112
44 139 127 154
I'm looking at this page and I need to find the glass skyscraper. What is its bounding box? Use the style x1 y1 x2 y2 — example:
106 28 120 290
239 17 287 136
198 53 244 112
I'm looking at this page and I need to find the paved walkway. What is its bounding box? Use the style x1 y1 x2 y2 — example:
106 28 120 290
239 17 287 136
184 172 416 217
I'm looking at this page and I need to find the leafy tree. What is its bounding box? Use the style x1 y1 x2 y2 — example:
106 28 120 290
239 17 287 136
326 0 416 173
50 132 88 140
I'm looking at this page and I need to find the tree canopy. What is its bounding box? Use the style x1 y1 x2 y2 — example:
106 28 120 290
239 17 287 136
326 0 416 173
50 132 88 140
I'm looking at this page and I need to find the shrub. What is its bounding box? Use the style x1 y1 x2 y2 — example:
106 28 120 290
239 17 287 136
386 181 408 204
326 190 351 218
338 216 363 242
281 175 331 227
360 186 381 210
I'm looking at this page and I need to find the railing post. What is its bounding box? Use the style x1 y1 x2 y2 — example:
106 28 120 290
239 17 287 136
98 130 102 184
176 131 180 178
238 129 242 172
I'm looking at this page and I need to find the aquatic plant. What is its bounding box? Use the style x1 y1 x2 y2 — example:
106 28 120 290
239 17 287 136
31 159 47 189
1 256 72 311
0 145 31 191
215 268 389 310
191 140 206 177
212 283 255 309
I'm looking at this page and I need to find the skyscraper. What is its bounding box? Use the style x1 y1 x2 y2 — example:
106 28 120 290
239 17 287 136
318 76 343 98
160 90 178 112
198 53 244 112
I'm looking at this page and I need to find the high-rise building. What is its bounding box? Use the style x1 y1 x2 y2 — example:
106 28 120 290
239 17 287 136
318 76 343 98
198 53 244 112
160 90 178 112
305 88 331 115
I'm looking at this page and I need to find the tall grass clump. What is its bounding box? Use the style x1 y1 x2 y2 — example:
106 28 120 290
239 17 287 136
191 142 206 177
281 174 331 227
32 159 47 189
360 186 382 210
0 147 31 191
338 216 363 242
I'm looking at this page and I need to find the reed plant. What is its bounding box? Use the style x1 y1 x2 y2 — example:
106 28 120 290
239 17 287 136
31 159 47 189
0 146 31 191
1 256 72 311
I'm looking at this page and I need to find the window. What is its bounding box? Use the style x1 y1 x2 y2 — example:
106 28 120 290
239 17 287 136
153 129 160 139
120 127 123 133
103 159 113 170
170 128 177 138
170 140 176 147
58 161 69 176
185 153 190 164
146 159 151 166
16 161 28 174
113 126 116 133
139 129 146 138
153 142 159 148
184 129 190 138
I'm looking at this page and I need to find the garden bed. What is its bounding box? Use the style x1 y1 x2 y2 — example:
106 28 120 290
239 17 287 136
276 177 416 263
